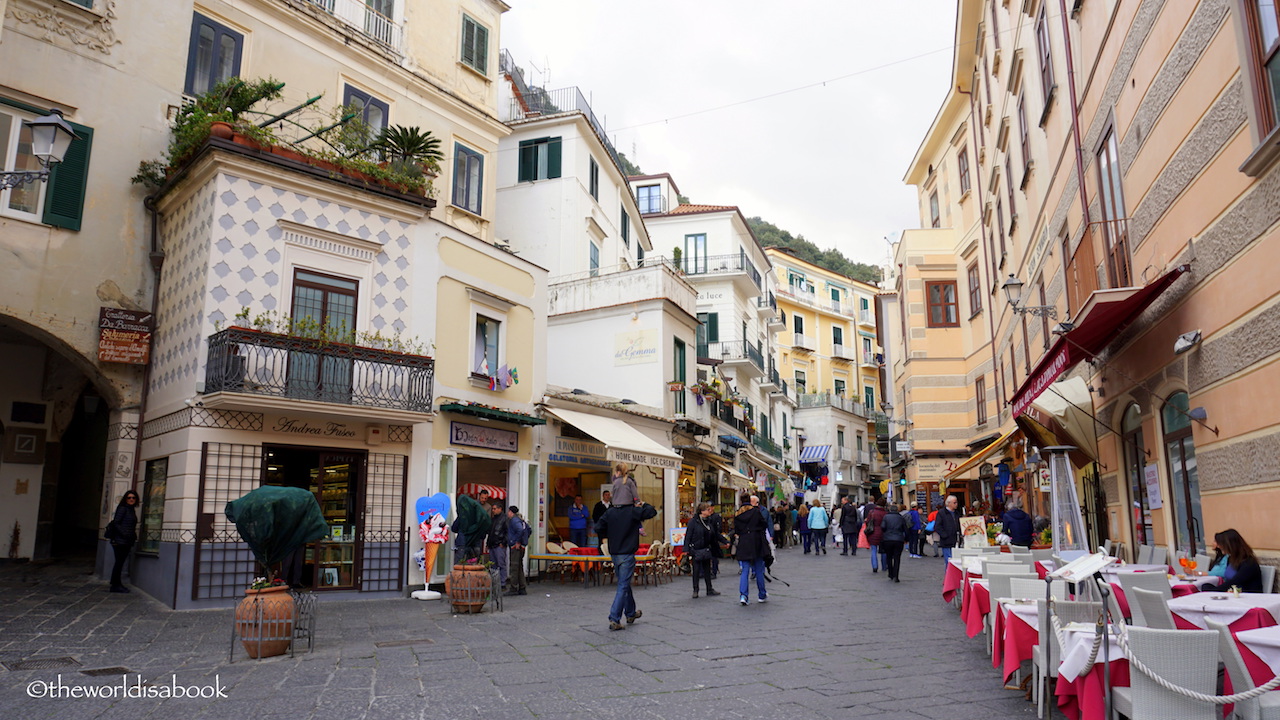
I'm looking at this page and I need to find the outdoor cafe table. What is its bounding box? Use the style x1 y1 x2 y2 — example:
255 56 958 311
962 578 991 638
1168 592 1280 632
1105 571 1222 618
1235 625 1280 687
992 597 1040 684
1055 622 1130 720
943 557 984 604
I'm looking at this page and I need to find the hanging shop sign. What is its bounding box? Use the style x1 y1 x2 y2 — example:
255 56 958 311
609 447 681 470
1143 464 1163 509
450 421 518 452
98 307 153 365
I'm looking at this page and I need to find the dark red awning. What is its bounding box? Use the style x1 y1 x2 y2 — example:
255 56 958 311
1011 265 1189 417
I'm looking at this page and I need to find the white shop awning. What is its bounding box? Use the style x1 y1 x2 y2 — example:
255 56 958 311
544 407 682 470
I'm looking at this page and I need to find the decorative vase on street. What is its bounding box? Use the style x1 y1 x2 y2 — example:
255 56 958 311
235 585 294 658
445 564 489 613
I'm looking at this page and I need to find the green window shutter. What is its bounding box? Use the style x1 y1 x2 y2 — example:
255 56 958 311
707 312 719 343
474 22 488 74
517 140 535 182
43 121 93 231
546 138 561 178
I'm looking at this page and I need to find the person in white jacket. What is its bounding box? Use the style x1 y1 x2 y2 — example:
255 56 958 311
807 501 831 555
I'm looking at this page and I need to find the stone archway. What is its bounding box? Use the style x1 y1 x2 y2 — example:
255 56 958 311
0 315 144 560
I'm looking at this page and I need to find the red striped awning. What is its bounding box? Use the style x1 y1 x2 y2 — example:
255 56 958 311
458 483 506 500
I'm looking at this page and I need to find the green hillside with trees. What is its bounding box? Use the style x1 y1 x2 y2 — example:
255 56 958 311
618 153 879 285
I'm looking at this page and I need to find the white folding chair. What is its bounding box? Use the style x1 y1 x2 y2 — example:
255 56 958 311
1118 572 1173 627
1148 545 1168 567
1032 599 1103 719
987 570 1039 658
1262 565 1277 594
1112 626 1218 720
1136 544 1154 565
1010 577 1064 602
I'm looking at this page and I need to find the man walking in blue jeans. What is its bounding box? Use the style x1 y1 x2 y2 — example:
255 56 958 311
594 498 657 631
935 494 962 560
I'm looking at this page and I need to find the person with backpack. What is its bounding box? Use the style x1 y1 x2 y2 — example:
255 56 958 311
864 496 888 573
807 500 830 555
504 506 532 596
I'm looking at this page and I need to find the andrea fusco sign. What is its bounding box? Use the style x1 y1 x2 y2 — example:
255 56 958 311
98 307 153 365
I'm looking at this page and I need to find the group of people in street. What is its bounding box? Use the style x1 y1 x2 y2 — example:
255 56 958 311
451 488 534 597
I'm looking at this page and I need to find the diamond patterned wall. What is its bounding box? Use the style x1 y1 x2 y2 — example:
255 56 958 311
150 171 416 395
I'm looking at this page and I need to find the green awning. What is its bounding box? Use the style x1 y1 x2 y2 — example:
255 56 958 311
439 402 546 426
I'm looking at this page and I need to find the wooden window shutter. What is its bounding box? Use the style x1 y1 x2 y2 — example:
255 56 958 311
43 120 93 231
517 140 535 182
707 312 719 343
546 137 561 178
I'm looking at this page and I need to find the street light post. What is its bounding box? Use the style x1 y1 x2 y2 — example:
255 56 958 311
1001 274 1059 318
0 109 79 191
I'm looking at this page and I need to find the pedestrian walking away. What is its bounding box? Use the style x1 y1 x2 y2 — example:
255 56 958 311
839 496 861 556
594 498 657 630
796 504 812 554
807 500 830 555
907 502 923 557
504 506 531 596
880 503 908 582
105 490 139 593
732 493 770 604
865 496 887 572
685 502 721 598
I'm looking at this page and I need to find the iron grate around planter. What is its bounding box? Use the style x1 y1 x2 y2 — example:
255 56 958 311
3 656 82 671
80 667 133 677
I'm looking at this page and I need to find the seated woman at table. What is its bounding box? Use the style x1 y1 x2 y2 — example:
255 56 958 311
1203 528 1262 593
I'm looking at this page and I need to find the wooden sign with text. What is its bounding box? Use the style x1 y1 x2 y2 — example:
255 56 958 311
98 308 153 365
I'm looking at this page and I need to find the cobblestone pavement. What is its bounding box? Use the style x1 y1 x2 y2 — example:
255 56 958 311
0 546 1040 719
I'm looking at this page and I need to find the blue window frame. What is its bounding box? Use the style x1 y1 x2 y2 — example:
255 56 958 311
452 143 483 214
185 14 243 96
343 85 389 133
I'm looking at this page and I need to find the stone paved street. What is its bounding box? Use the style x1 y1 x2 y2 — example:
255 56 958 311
1 547 1039 719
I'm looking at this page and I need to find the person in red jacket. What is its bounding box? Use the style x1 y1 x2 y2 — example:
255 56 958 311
927 507 940 557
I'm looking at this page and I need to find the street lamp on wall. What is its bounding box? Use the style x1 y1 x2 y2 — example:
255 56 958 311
0 110 79 191
1001 274 1059 318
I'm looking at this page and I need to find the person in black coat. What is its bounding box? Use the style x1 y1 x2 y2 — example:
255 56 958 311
934 495 963 560
684 503 721 598
838 496 861 556
879 504 909 582
1001 496 1035 547
107 490 139 593
733 494 770 605
595 501 657 630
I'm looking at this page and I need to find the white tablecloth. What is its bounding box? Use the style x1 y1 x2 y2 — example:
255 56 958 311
950 557 985 575
1167 593 1280 628
998 597 1040 626
1236 626 1280 677
1057 622 1124 682
1100 564 1170 579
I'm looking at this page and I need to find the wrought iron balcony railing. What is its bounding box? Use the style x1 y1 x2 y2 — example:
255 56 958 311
204 327 434 412
753 434 783 458
304 0 403 51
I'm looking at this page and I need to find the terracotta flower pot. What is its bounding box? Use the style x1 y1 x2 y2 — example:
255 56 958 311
445 564 490 613
209 120 234 140
235 585 294 658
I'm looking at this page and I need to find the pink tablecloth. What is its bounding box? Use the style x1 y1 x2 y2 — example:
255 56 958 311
943 561 964 603
962 580 990 638
992 602 1039 683
1056 658 1132 720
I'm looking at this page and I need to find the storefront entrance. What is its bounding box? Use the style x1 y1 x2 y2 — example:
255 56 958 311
263 445 365 590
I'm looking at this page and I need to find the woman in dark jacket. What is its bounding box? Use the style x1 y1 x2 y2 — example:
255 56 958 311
1211 529 1264 593
108 490 139 593
733 494 770 605
865 497 888 573
879 503 909 582
685 503 721 599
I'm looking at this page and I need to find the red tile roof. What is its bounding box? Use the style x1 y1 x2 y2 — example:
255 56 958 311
666 203 737 215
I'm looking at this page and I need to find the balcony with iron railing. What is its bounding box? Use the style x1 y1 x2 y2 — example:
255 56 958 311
857 450 872 466
776 284 862 319
503 77 621 172
203 327 434 414
303 0 403 52
710 339 765 377
769 378 790 399
679 253 762 292
796 392 866 417
753 434 783 459
1066 218 1133 313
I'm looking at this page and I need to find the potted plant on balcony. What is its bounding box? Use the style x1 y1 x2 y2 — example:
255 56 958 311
667 380 685 392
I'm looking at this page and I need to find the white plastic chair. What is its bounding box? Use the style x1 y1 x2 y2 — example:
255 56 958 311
1119 572 1173 627
1148 545 1168 567
1031 548 1055 563
1261 565 1277 594
1129 586 1176 630
1112 626 1219 720
1207 618 1280 720
988 570 1039 657
1136 544 1154 565
1032 599 1103 719
1010 577 1064 602
1099 576 1131 624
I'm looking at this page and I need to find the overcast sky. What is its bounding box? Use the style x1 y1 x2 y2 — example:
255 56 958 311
500 1 959 271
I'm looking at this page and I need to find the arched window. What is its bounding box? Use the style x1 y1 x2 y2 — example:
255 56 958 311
1162 392 1204 553
1122 404 1151 547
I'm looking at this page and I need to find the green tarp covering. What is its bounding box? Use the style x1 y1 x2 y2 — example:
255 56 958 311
225 486 329 569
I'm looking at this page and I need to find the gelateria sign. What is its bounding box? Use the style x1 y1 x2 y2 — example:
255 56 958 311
450 421 518 452
270 416 358 438
548 436 609 467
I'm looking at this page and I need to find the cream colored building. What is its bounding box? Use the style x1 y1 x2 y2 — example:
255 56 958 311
896 0 1280 571
766 248 882 501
